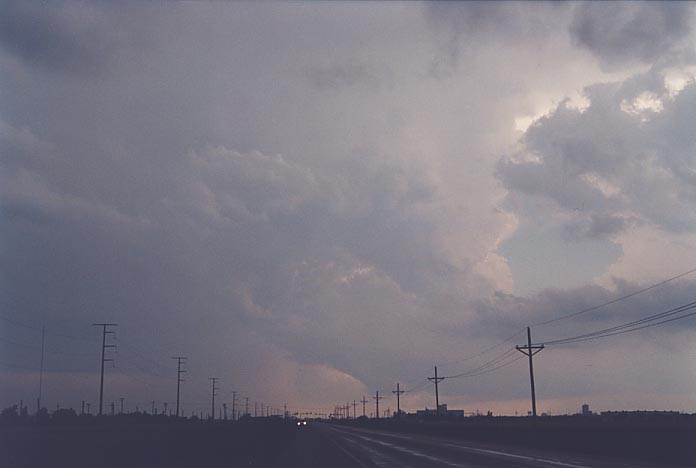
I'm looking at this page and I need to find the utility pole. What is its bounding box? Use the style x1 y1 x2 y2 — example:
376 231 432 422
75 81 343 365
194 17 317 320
120 397 124 414
81 400 85 415
428 366 444 415
516 326 544 417
372 391 382 419
163 402 168 415
209 378 219 420
223 403 227 420
110 402 115 416
284 403 287 419
392 382 404 417
346 402 351 419
232 392 238 421
37 326 45 413
245 397 249 417
92 323 117 416
353 400 357 419
171 356 187 417
361 395 368 417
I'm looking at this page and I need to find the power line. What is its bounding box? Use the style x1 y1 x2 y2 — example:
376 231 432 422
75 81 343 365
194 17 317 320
403 378 430 393
541 300 696 346
437 328 526 367
532 266 696 327
449 354 525 380
443 348 517 379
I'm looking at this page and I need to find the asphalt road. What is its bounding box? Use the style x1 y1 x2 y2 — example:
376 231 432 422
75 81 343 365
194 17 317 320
277 423 684 468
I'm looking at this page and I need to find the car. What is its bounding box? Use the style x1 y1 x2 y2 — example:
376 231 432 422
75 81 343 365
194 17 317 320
296 420 308 426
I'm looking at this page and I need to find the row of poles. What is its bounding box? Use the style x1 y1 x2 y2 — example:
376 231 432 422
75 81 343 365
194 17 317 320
335 326 544 419
91 324 290 420
36 324 541 419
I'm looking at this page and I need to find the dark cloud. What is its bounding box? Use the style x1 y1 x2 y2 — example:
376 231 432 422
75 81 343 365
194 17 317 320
2 1 695 414
425 2 571 77
305 61 390 91
569 2 693 68
0 1 145 74
426 1 567 41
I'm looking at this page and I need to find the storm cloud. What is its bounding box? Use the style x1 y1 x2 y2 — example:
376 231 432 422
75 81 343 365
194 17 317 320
2 1 696 416
569 2 694 68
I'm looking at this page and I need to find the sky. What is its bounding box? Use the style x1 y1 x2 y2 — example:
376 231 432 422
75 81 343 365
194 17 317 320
2 1 696 418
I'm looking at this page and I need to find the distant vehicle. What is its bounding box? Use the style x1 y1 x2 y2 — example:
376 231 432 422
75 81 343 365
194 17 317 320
296 420 308 426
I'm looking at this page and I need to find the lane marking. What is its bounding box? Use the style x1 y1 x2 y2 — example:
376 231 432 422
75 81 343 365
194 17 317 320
331 425 593 468
355 435 469 468
439 442 591 468
322 429 375 468
324 425 415 468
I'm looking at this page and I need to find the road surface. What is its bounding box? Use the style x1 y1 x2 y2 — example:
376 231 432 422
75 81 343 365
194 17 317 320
276 422 683 468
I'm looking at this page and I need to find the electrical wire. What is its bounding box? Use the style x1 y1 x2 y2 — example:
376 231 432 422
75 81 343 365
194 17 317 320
451 354 525 379
444 348 518 379
532 266 696 327
542 299 696 346
437 328 525 367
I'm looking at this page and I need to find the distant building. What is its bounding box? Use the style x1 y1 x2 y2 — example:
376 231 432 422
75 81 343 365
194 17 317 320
415 404 464 418
582 404 592 416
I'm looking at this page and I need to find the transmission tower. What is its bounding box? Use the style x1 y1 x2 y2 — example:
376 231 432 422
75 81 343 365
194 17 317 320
171 356 187 417
209 377 219 420
232 391 238 421
92 323 117 416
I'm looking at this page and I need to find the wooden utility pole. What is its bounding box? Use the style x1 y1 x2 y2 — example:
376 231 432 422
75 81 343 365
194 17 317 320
516 327 544 417
392 382 404 417
373 391 383 419
428 366 444 415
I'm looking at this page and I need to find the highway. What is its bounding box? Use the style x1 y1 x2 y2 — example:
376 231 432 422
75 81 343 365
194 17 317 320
277 422 681 468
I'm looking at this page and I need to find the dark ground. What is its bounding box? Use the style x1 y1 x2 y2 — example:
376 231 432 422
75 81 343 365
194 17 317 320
344 414 696 466
1 414 695 467
1 419 286 467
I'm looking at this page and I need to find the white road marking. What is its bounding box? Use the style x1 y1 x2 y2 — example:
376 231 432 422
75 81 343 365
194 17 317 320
438 442 591 468
326 426 415 468
355 435 471 468
330 425 594 468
